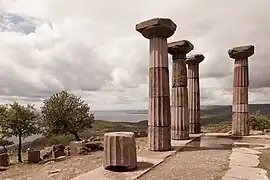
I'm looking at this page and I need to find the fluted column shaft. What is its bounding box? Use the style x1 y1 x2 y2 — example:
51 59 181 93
232 58 249 136
148 37 171 151
136 18 176 151
228 45 254 136
171 53 189 139
187 64 201 134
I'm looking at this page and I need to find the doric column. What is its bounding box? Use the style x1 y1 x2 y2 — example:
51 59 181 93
186 54 205 134
168 40 194 140
136 18 177 151
228 45 255 136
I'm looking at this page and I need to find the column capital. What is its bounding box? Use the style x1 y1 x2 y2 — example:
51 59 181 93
168 40 194 55
186 54 205 64
136 18 177 39
228 45 255 59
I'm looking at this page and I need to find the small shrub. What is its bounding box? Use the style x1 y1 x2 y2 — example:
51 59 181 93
250 111 270 130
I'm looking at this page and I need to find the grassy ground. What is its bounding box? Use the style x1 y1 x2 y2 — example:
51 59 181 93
258 149 270 178
8 119 232 155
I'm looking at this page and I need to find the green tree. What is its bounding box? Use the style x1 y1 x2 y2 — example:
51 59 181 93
0 102 40 162
41 90 94 141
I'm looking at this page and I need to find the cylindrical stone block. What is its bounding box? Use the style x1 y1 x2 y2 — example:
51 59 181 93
148 97 170 126
148 126 171 151
233 87 248 104
28 150 41 163
149 37 168 68
233 59 249 87
232 104 248 113
187 64 199 79
171 106 189 140
232 112 249 136
172 59 187 87
104 132 137 171
171 87 188 107
189 109 200 134
149 67 170 97
0 153 10 167
171 87 189 140
148 36 171 150
187 68 201 134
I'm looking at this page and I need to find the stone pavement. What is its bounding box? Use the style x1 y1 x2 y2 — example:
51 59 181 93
71 135 201 180
222 142 269 180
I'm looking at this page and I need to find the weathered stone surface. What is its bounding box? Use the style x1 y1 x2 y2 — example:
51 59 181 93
189 123 201 134
233 62 249 86
148 126 171 151
186 54 205 64
53 144 66 158
41 147 53 160
104 132 137 170
69 141 85 156
224 166 268 180
171 87 188 107
233 87 248 104
232 112 249 136
0 153 9 167
149 37 169 68
171 106 189 140
136 18 177 39
168 40 194 54
85 141 103 151
171 59 188 87
232 104 248 113
28 150 41 163
149 68 170 97
148 97 170 126
228 45 255 59
134 131 148 138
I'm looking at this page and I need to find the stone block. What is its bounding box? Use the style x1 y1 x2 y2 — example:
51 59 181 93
148 97 170 126
171 87 188 107
149 67 170 97
233 87 248 104
228 45 255 59
148 126 171 151
104 132 137 171
28 150 41 163
136 18 177 39
0 153 9 167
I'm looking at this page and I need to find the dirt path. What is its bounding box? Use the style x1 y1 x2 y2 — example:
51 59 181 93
137 137 233 180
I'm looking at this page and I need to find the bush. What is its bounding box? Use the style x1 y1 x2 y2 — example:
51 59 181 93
250 111 270 130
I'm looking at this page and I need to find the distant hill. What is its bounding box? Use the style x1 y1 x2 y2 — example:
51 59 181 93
128 104 270 125
201 104 270 125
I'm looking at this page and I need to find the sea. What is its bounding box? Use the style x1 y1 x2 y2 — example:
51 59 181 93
7 110 148 144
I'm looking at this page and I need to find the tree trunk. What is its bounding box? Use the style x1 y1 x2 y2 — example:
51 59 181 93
73 132 81 141
18 135 22 163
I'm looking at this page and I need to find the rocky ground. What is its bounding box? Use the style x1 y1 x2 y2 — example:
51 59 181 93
0 138 147 180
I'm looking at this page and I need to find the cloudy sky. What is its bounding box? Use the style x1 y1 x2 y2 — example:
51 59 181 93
0 0 269 110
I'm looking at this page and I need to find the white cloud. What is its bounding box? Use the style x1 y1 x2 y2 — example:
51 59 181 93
0 0 269 110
